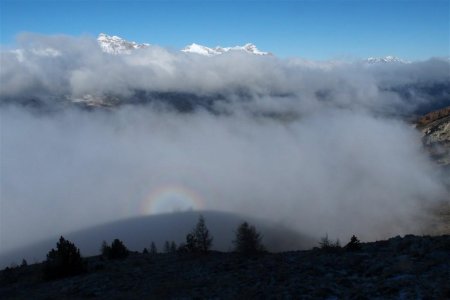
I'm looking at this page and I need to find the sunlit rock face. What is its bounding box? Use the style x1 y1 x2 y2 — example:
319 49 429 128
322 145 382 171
418 106 450 166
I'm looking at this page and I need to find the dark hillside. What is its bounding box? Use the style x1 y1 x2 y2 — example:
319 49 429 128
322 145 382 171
1 235 448 299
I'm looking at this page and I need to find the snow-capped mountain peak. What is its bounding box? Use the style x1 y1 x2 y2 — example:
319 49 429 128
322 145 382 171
240 43 268 55
181 43 222 56
182 42 269 56
97 33 270 56
365 56 409 64
97 33 150 54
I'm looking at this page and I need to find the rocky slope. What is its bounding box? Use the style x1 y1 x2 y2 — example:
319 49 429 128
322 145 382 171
417 106 450 236
417 106 450 166
1 235 449 299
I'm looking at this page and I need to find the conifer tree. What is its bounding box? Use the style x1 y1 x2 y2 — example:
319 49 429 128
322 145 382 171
345 235 361 251
170 241 177 253
101 239 129 260
233 222 265 255
150 241 158 255
191 215 213 253
164 241 171 253
43 236 85 280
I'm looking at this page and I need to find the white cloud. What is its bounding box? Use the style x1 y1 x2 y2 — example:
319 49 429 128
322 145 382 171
0 34 449 253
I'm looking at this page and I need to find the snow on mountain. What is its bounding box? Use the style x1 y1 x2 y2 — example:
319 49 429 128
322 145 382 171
182 43 270 56
97 33 150 54
97 33 269 56
365 56 409 64
181 43 222 56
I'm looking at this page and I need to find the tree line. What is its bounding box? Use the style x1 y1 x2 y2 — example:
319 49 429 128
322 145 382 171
39 215 266 280
2 215 362 281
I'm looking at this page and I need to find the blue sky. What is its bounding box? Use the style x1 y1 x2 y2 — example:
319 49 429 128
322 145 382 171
0 0 448 60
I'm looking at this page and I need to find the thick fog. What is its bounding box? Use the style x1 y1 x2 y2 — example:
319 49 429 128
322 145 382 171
1 34 449 254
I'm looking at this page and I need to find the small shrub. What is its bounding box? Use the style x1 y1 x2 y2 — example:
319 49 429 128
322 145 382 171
43 236 85 280
233 222 265 256
345 235 361 251
20 259 28 268
177 242 188 253
1 266 18 284
319 234 341 252
185 233 196 253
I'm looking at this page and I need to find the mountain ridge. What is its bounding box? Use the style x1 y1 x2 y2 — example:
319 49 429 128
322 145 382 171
97 33 410 62
97 33 150 54
181 42 270 56
365 55 409 64
97 33 270 56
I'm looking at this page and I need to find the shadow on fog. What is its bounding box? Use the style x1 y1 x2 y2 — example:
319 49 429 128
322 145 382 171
0 210 315 268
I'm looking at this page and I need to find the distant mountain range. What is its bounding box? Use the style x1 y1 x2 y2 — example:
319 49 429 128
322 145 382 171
181 42 270 56
97 33 270 56
97 33 406 63
365 56 409 64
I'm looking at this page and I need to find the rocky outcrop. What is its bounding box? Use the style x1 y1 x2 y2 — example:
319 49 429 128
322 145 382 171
417 106 450 127
417 106 450 166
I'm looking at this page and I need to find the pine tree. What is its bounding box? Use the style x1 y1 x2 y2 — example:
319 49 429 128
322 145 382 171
110 239 129 259
150 241 158 255
164 241 171 253
233 222 265 255
101 239 129 260
345 235 361 251
319 233 331 249
170 241 177 253
100 241 110 258
43 236 85 280
191 215 213 253
20 259 28 268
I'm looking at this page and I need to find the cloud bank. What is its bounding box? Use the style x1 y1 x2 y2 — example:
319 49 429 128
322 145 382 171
1 34 449 253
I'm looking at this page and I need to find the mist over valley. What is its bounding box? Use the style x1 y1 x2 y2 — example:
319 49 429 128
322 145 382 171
1 33 449 266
